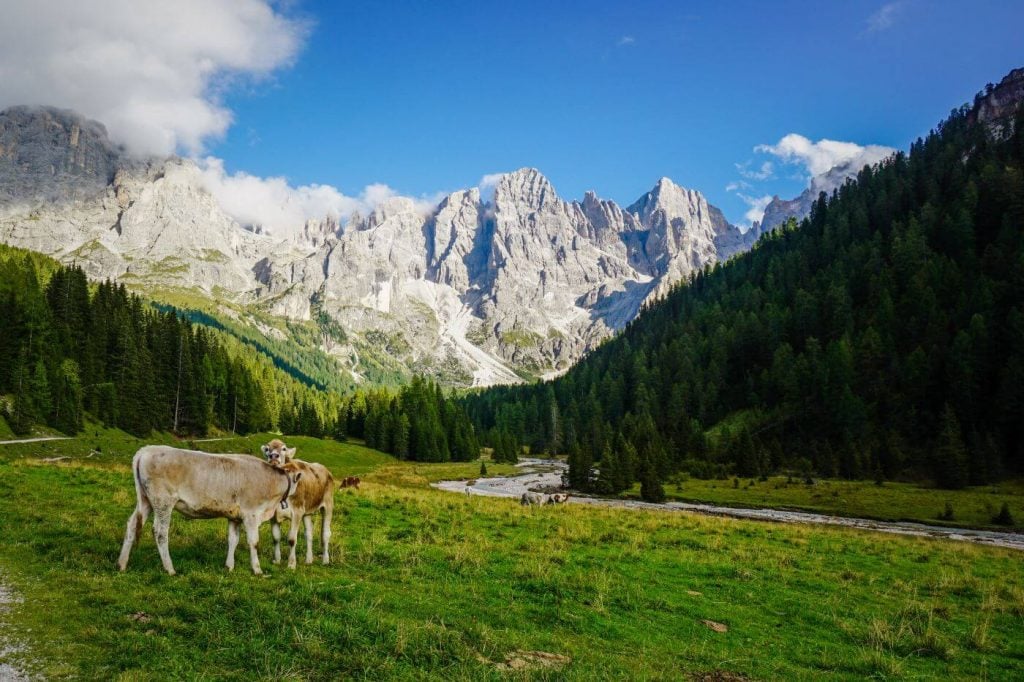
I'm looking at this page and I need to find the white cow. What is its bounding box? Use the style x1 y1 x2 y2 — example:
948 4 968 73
116 445 303 575
520 492 571 506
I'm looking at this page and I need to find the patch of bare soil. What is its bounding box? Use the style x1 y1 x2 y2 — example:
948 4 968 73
478 650 572 672
689 671 751 682
700 619 729 633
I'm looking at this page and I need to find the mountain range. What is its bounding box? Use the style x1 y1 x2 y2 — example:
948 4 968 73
0 104 871 387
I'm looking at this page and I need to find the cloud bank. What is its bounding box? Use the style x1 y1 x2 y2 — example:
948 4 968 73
0 0 307 157
199 159 442 235
736 193 774 227
755 134 895 180
0 0 446 237
727 133 896 227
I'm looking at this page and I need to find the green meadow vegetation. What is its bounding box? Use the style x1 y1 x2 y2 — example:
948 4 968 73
626 475 1024 531
0 432 1022 680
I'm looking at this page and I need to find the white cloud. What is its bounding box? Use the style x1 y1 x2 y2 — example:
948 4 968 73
617 36 636 47
736 160 774 181
0 0 307 157
755 133 894 181
737 193 774 227
866 2 904 33
478 172 509 203
198 159 439 237
725 180 752 192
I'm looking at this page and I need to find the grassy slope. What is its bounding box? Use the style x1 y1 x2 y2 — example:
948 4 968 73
0 434 1021 680
623 476 1024 531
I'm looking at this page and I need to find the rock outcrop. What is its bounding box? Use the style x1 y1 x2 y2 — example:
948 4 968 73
968 67 1024 138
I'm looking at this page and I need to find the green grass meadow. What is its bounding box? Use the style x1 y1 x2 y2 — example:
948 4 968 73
625 475 1024 531
0 432 1022 679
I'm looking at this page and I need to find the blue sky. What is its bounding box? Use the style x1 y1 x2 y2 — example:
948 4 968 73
3 1 1020 229
203 0 1023 225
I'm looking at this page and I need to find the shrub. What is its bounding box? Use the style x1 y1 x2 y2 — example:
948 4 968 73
992 502 1014 526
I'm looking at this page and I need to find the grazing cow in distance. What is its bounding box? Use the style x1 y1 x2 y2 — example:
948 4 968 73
261 440 335 568
340 476 360 489
117 446 303 575
520 492 572 506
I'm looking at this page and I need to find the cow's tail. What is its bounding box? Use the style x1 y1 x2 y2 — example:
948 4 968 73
132 448 151 512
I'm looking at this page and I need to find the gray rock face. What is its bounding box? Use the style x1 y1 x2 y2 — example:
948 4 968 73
0 107 273 296
968 67 1024 138
0 105 123 203
0 106 746 386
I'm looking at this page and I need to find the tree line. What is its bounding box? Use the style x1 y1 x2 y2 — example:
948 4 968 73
0 248 482 465
464 98 1024 495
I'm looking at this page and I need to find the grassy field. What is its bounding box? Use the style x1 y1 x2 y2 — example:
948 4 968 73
622 476 1024 531
0 433 1022 680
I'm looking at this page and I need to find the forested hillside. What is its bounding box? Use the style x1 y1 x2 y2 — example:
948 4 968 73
465 90 1024 495
0 245 479 462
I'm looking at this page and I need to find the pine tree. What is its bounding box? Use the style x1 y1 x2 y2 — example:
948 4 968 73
936 405 970 489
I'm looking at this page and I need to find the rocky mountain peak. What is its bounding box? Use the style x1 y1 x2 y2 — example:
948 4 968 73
360 196 422 230
0 105 750 388
0 105 126 204
495 168 556 211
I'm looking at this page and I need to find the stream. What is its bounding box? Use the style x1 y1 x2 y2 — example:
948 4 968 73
432 458 1024 551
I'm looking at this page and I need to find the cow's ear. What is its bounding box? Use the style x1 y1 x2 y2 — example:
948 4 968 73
294 472 303 483
286 447 297 461
260 444 270 456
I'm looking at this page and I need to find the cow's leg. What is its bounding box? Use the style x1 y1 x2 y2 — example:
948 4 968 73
320 504 333 565
152 505 175 575
303 515 314 565
116 497 150 571
271 520 282 564
286 514 300 569
243 516 264 575
226 520 240 571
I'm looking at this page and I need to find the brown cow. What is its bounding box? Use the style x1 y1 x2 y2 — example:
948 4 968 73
261 440 336 568
339 476 360 489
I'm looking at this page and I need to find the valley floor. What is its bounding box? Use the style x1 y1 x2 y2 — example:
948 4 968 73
0 431 1022 679
434 461 1024 551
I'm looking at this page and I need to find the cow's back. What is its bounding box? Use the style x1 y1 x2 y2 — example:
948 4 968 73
290 460 334 511
135 446 285 519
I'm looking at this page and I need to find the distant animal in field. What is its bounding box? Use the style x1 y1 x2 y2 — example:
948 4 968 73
339 476 360 489
520 492 571 506
117 446 303 575
261 438 296 466
260 440 336 568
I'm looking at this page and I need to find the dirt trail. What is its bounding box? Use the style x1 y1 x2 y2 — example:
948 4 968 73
0 436 69 445
432 459 1024 551
0 574 31 681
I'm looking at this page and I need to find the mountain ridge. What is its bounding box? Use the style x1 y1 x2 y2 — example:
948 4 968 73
0 104 872 387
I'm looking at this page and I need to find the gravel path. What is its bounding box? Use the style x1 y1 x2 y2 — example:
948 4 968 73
0 575 32 681
0 436 69 445
433 459 1024 551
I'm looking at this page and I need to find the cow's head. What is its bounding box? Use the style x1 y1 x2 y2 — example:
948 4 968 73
278 462 304 509
261 439 296 467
